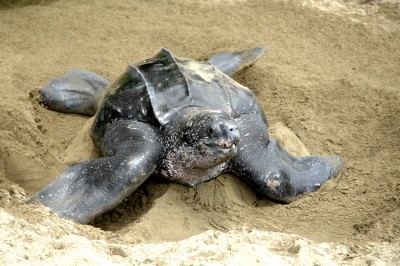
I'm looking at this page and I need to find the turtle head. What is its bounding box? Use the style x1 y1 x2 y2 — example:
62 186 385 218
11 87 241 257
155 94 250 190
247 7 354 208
161 110 241 183
181 110 240 166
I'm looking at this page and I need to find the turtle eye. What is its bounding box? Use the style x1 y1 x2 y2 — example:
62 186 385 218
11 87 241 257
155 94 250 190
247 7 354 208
208 127 214 135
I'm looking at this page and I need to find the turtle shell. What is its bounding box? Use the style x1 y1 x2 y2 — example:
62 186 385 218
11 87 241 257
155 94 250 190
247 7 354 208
90 48 262 147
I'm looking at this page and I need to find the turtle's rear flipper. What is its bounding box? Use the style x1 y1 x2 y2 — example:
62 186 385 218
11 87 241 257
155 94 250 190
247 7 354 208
207 47 265 76
28 121 162 223
39 68 109 116
230 113 343 203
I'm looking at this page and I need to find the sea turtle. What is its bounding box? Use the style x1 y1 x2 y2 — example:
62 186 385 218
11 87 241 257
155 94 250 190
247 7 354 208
28 48 343 224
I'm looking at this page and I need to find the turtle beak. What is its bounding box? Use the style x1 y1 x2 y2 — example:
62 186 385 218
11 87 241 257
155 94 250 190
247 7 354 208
225 121 240 144
208 120 240 151
223 121 240 149
209 120 240 143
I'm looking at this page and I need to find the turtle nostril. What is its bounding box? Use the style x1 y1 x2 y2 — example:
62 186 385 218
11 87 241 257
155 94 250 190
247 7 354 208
227 125 238 134
224 123 236 131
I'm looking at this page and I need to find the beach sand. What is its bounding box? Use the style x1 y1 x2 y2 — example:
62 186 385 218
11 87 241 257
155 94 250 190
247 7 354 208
0 0 399 264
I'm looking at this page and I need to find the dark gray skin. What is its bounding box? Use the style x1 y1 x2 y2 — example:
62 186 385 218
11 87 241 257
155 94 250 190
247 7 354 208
28 48 343 224
39 68 109 116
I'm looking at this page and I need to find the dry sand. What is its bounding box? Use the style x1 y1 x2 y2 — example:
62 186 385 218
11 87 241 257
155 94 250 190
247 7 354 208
0 0 400 264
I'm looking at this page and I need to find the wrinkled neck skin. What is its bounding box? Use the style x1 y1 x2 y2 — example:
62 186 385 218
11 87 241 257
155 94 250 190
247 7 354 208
158 108 232 187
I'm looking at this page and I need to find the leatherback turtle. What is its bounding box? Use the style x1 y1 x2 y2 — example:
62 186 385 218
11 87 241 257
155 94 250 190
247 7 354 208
28 48 343 223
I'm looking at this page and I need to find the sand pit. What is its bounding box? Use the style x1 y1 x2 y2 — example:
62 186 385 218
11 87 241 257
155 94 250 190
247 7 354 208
1 0 399 264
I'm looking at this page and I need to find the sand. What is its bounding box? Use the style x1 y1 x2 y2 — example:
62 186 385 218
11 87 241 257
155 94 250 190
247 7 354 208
0 0 399 264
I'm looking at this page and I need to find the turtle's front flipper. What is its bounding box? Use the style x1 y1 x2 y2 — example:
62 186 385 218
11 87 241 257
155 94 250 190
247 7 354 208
207 47 265 76
39 69 109 116
28 121 162 223
230 113 343 203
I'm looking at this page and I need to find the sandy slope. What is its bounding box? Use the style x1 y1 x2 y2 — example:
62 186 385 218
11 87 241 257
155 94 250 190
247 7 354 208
0 0 400 264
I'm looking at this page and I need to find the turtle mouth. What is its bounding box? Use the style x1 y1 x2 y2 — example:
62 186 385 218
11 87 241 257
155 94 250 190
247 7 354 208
203 139 238 153
216 140 235 149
